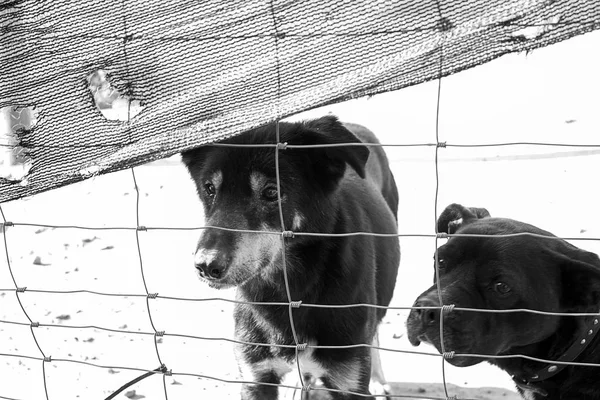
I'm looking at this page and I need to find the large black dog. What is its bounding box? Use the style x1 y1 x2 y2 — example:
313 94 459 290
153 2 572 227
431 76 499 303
406 203 600 399
182 116 400 399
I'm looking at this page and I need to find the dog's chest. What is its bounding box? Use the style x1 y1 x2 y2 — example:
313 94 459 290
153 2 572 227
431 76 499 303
521 390 535 400
519 387 542 400
250 305 308 349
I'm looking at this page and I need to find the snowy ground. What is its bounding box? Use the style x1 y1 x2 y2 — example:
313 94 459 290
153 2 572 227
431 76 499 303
1 30 599 400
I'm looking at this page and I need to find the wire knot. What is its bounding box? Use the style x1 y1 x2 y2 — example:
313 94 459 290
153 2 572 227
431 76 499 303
137 226 147 231
443 351 455 359
301 384 311 392
296 343 308 351
159 364 171 375
276 142 288 150
43 356 52 362
155 331 165 337
16 287 27 293
446 396 458 400
282 230 294 238
436 232 449 239
441 304 455 313
290 300 302 308
437 141 447 148
147 293 159 299
30 322 40 328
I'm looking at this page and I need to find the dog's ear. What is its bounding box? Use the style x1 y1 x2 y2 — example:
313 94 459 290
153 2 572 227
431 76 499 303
558 247 600 312
437 203 491 234
290 116 369 183
181 146 211 175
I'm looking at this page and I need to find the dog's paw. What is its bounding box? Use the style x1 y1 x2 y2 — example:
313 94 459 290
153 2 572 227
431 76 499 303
369 380 391 397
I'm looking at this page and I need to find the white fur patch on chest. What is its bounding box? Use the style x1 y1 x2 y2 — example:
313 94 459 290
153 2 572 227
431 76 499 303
246 343 325 378
239 342 326 396
521 388 536 400
239 341 364 398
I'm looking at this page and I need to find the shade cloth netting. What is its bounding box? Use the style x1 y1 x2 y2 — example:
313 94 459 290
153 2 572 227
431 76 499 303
1 0 599 202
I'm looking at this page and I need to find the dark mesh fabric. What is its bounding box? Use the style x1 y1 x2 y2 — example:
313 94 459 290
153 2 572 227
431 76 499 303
1 0 598 202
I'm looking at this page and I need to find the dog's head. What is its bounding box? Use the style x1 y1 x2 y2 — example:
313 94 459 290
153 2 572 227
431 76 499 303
406 203 600 367
181 116 369 289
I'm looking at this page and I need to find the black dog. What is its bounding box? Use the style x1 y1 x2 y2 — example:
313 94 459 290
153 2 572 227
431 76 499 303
406 203 600 399
182 116 400 399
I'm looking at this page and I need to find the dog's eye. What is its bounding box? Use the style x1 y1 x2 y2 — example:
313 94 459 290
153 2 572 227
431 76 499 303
433 256 445 268
204 182 216 197
494 282 511 295
262 186 279 201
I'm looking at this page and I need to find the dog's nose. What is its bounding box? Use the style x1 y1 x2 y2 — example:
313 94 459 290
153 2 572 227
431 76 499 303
196 260 226 279
413 299 439 326
194 249 227 280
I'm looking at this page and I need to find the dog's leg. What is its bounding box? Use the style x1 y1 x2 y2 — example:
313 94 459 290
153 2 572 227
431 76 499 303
237 351 294 400
318 348 373 400
235 343 289 400
369 330 391 397
240 370 281 400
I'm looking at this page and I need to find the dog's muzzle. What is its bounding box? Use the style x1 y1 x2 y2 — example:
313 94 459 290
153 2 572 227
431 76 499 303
406 296 440 346
194 248 228 280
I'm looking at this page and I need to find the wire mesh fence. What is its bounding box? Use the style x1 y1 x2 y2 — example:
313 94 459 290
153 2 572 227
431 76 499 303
2 1 600 400
2 143 600 399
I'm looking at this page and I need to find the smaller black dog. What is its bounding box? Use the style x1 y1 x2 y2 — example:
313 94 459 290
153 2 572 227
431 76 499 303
182 116 400 399
406 203 600 400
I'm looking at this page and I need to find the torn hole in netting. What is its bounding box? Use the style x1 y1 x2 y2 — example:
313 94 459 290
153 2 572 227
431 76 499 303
510 15 562 41
0 106 36 184
87 70 144 122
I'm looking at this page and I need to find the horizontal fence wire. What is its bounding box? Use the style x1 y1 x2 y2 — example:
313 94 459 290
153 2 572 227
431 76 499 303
4 141 600 150
4 222 600 241
2 288 600 317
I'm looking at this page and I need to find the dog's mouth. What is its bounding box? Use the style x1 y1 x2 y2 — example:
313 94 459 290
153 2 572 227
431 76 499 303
195 256 278 289
407 330 424 346
407 329 483 367
408 331 437 348
194 269 235 290
406 314 427 346
205 279 235 290
413 334 426 346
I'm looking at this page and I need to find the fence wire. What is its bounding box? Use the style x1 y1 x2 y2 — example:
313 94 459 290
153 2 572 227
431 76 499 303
2 4 600 400
2 145 600 399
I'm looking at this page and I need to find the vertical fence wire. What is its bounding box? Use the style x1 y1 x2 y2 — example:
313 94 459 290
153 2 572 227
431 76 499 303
130 168 168 395
433 1 453 398
269 0 309 395
0 205 50 400
121 1 169 394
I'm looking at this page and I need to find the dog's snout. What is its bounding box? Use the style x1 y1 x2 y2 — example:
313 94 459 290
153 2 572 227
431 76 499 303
196 260 226 279
194 249 228 280
414 299 439 326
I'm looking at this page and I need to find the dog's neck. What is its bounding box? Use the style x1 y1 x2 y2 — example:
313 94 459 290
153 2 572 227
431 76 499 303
492 314 600 399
